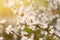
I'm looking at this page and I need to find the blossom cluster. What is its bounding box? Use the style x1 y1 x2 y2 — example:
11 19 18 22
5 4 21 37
0 0 60 40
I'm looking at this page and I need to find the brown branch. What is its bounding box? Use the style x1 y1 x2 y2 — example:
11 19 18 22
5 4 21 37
11 30 21 38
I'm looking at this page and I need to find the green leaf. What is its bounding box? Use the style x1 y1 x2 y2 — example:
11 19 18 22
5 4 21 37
35 28 41 36
25 25 32 34
27 34 32 38
58 12 60 16
34 28 42 40
47 36 54 40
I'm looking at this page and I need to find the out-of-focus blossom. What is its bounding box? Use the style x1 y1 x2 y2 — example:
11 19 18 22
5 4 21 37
21 36 28 40
0 19 6 24
0 37 4 40
5 25 13 34
0 0 60 40
39 38 43 40
49 29 54 34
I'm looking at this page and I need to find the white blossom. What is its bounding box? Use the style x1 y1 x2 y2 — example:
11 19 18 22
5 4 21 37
0 19 6 24
21 36 28 40
0 0 60 40
49 29 54 34
5 25 13 34
21 31 28 36
0 37 4 40
39 38 43 40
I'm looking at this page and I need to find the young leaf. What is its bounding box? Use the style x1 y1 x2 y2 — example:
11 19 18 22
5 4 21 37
25 25 32 34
